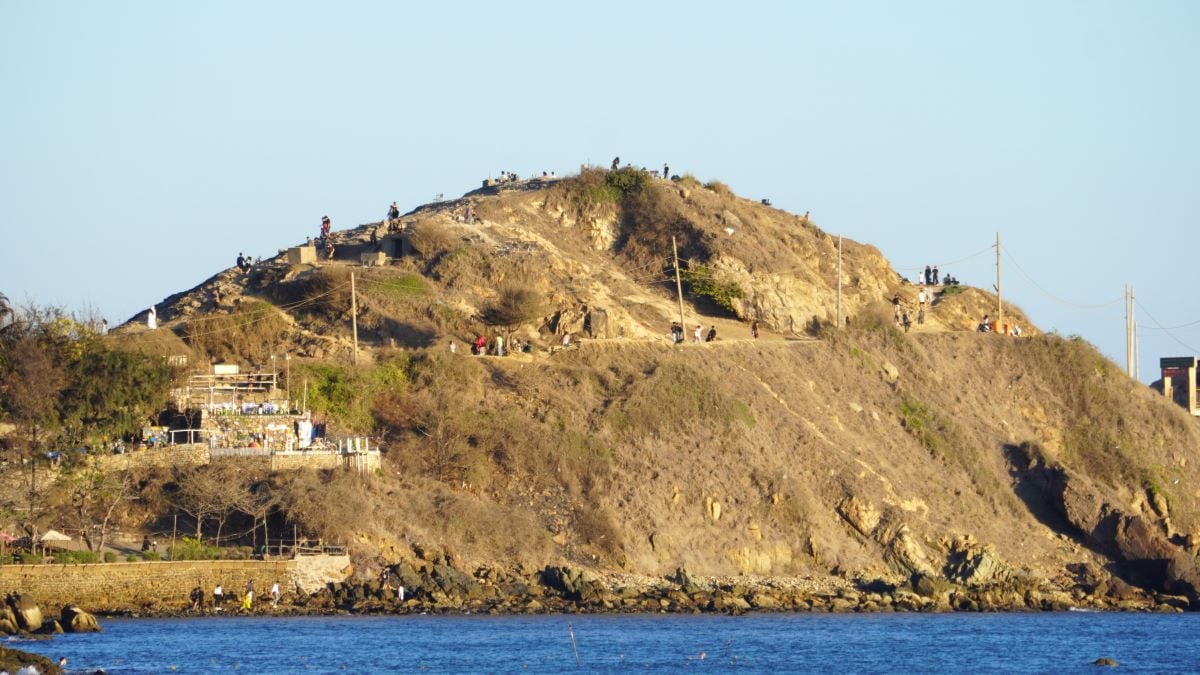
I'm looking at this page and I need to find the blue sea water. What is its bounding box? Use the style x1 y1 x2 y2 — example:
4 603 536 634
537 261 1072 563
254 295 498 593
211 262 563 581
9 612 1200 674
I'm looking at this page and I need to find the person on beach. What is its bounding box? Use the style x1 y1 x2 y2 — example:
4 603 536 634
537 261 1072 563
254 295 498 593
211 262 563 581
213 583 225 611
243 579 255 610
271 581 281 608
189 586 204 611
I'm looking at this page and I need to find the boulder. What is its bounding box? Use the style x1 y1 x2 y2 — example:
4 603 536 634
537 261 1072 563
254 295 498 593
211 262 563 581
5 593 43 632
61 605 102 633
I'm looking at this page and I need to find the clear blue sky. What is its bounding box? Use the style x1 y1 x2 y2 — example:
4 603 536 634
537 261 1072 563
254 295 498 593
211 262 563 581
2 1 1197 381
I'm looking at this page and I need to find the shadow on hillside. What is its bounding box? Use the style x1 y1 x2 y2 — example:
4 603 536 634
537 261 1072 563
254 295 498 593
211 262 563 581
370 318 437 349
1003 443 1076 538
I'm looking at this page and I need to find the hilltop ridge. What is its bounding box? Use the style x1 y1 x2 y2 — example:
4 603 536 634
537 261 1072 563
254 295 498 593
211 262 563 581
102 167 1200 609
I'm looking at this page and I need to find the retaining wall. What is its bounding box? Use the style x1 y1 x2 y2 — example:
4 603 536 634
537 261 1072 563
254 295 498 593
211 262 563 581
0 555 351 612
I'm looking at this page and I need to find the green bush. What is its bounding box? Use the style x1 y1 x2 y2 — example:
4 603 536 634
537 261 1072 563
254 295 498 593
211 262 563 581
55 550 99 564
103 551 118 563
18 552 42 565
168 536 223 561
126 554 139 562
142 551 161 561
679 265 745 314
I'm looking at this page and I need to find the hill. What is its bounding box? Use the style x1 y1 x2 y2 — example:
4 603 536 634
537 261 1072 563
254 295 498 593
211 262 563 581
82 168 1200 608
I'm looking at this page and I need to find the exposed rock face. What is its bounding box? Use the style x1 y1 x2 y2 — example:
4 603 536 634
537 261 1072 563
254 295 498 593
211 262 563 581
1010 448 1200 607
5 593 42 632
61 604 102 633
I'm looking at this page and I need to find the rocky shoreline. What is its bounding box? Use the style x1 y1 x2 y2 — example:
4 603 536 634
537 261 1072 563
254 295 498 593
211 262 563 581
95 561 1193 620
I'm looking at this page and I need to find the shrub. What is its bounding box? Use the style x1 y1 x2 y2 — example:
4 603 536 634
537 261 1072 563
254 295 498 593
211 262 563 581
55 550 99 564
142 551 161 561
679 265 745 314
19 552 42 565
126 554 139 562
103 551 118 563
481 285 545 333
169 536 223 561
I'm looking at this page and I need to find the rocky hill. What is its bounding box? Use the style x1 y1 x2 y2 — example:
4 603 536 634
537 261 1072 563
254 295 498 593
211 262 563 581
112 167 1200 609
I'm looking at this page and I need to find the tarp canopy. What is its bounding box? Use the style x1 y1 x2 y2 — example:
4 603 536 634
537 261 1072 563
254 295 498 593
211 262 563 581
39 529 71 542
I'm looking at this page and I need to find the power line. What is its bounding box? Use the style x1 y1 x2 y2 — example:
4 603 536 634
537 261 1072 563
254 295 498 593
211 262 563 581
1000 244 1122 310
1135 298 1200 355
895 245 994 274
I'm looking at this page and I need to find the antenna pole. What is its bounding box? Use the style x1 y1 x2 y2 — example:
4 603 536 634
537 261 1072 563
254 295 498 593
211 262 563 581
995 232 1002 333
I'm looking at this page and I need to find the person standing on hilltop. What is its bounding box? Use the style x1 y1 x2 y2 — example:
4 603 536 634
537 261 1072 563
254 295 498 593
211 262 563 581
663 163 670 179
933 266 940 286
321 215 331 240
611 156 620 171
387 201 400 224
146 306 157 330
236 252 245 270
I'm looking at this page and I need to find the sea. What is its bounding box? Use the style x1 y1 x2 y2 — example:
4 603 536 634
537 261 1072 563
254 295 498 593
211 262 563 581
9 612 1200 674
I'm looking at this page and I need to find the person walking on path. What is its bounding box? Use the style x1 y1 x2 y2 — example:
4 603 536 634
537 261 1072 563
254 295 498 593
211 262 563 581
706 325 717 342
751 320 760 339
671 322 683 344
495 334 505 357
917 287 928 325
693 324 703 344
891 294 902 326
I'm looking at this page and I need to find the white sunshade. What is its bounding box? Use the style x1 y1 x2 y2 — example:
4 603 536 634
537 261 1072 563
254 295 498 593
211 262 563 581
39 529 71 542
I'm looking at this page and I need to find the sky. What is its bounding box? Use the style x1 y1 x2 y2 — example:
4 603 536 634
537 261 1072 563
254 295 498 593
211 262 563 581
2 1 1197 382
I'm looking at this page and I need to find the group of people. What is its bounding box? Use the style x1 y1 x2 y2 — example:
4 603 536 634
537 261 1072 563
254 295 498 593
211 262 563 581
235 252 260 272
977 314 1023 336
670 322 729 344
465 334 532 356
919 264 961 287
610 157 672 180
191 579 282 612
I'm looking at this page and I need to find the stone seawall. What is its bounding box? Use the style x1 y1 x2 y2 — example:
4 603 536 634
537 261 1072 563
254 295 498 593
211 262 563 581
0 555 351 613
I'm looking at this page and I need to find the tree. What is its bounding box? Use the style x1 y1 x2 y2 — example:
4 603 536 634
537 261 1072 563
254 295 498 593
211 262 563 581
238 479 280 551
481 285 544 336
175 465 245 542
0 333 66 534
57 468 133 552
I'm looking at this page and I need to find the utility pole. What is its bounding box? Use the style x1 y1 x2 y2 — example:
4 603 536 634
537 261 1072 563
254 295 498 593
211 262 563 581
671 236 686 332
836 235 843 329
350 271 359 365
995 232 1003 332
1125 284 1131 376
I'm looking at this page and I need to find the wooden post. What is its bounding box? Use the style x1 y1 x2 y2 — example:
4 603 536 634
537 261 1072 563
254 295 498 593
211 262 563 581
672 236 685 334
350 271 359 365
836 235 843 329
